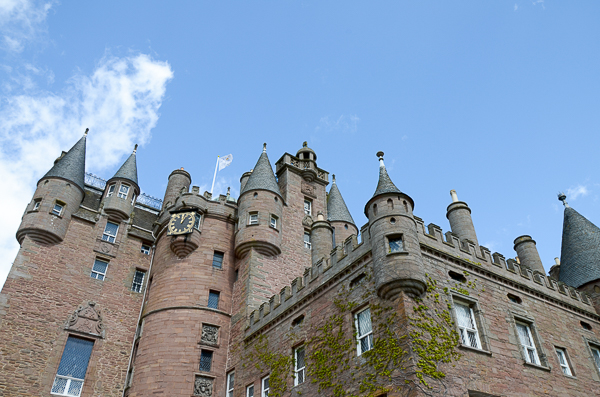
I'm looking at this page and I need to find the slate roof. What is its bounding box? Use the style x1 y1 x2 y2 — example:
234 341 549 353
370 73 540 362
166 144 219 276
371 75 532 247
372 159 401 197
240 147 281 197
112 149 138 186
327 176 355 225
558 206 600 288
41 133 87 191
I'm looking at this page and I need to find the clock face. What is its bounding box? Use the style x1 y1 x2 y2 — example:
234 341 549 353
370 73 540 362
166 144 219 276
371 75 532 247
167 212 196 235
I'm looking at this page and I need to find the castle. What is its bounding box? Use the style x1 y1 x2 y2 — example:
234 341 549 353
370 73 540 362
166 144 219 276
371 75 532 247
1 131 600 397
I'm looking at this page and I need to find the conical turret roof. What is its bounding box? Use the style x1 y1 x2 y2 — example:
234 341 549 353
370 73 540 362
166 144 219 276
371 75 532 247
41 130 87 191
372 151 401 197
112 145 139 186
240 144 282 197
558 204 600 288
327 175 355 225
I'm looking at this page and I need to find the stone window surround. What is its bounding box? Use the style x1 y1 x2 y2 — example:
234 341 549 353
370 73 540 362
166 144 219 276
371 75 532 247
246 383 255 397
226 371 235 397
261 375 270 397
303 198 312 216
248 211 259 226
554 345 576 377
583 337 600 380
449 294 492 354
293 343 306 386
269 214 278 230
354 306 374 356
384 233 406 256
51 333 97 397
30 197 42 212
51 200 66 217
510 313 550 369
102 220 119 244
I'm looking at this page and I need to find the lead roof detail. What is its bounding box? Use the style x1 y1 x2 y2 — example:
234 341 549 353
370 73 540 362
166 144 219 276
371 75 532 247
112 145 139 186
327 175 355 225
240 144 282 197
41 131 87 191
558 206 600 288
372 151 402 197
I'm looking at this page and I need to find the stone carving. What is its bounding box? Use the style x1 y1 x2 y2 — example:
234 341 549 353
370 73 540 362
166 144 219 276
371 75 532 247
318 170 325 180
100 242 111 253
194 376 213 397
303 161 310 169
201 325 218 344
301 182 315 197
290 158 300 167
65 301 104 338
302 215 314 227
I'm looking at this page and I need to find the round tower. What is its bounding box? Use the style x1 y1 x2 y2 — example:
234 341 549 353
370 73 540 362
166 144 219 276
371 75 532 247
327 174 358 246
365 151 426 299
101 145 140 222
446 189 479 246
162 168 192 210
513 235 545 274
16 130 87 245
235 144 283 258
311 212 333 264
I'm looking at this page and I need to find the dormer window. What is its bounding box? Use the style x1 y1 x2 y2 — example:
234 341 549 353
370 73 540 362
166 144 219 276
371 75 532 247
304 199 312 216
118 184 130 199
107 184 116 197
51 202 64 216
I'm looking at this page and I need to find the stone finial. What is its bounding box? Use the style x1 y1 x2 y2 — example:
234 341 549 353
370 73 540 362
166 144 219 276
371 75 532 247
180 167 184 170
133 144 138 154
558 192 570 208
84 128 89 136
303 141 308 147
317 211 324 221
554 257 560 265
227 187 231 196
332 174 336 183
450 189 459 203
263 143 267 152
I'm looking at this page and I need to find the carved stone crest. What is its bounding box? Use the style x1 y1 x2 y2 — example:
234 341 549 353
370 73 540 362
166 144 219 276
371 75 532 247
65 301 104 338
301 181 315 197
302 215 314 227
194 376 213 397
201 325 218 345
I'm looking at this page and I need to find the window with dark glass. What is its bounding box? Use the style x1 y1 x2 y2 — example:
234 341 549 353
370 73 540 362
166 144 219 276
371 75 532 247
90 259 108 280
208 291 220 309
51 336 94 397
212 252 224 269
199 350 213 372
140 244 151 255
388 236 403 253
102 222 119 243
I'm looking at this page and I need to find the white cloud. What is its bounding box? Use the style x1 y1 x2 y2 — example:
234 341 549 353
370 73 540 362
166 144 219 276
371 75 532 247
514 4 519 11
0 0 54 52
566 185 589 201
315 114 360 135
0 53 173 288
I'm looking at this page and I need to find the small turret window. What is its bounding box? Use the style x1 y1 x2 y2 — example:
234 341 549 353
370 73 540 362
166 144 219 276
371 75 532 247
304 232 311 249
388 235 403 253
102 221 119 243
249 212 259 225
199 349 213 372
118 184 130 199
212 252 224 269
304 199 312 216
51 202 64 216
107 184 116 197
208 290 220 309
194 214 201 230
32 198 41 211
270 215 278 229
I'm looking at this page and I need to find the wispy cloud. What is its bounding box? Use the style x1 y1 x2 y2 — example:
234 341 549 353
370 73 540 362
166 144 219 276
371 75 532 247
315 114 360 135
532 0 545 9
0 53 173 287
565 184 589 200
514 4 519 11
0 0 55 52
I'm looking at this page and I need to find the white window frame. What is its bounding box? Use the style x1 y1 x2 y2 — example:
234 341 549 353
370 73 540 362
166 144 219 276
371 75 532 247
304 232 311 250
246 384 254 397
270 215 277 229
107 184 116 197
516 322 540 365
131 270 146 293
140 244 151 255
555 347 572 376
52 202 64 216
226 372 235 397
261 375 269 397
304 200 311 216
91 259 108 280
355 307 374 355
33 199 41 211
117 184 130 199
590 346 600 373
454 302 482 349
294 345 305 386
102 221 119 243
249 212 259 225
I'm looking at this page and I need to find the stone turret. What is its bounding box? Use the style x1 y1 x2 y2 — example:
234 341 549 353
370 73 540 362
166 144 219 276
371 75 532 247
162 168 192 211
17 129 88 245
365 151 426 299
101 145 140 222
327 174 358 246
311 211 333 264
446 189 479 247
235 143 283 258
513 235 545 274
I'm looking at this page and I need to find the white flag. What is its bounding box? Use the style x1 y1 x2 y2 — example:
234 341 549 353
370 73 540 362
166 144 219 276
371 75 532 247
218 154 233 171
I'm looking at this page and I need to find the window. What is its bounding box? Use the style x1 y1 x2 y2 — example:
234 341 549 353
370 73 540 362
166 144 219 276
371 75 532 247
90 259 108 280
199 350 213 372
454 303 481 349
294 345 305 385
590 346 600 373
261 376 270 397
304 232 311 249
249 212 259 225
51 336 94 396
555 348 572 376
355 308 374 355
102 222 119 243
118 184 130 199
32 199 41 211
516 322 540 365
52 202 64 216
140 244 151 255
227 372 235 397
212 251 224 269
508 293 522 304
304 200 311 216
270 215 278 229
131 194 136 205
208 291 220 309
246 384 254 397
131 270 145 293
194 214 201 230
388 236 403 253
107 184 115 197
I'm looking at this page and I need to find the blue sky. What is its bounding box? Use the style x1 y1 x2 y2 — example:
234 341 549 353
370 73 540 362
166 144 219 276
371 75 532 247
0 1 599 287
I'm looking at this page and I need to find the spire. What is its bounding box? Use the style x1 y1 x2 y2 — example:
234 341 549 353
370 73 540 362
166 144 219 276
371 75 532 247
327 175 355 225
240 143 282 197
112 144 139 186
372 151 401 197
41 128 88 192
558 196 600 288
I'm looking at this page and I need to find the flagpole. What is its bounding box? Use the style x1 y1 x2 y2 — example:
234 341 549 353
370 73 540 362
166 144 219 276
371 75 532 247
210 156 219 195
